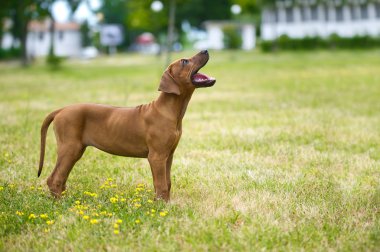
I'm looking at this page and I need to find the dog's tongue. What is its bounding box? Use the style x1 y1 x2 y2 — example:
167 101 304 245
192 73 211 82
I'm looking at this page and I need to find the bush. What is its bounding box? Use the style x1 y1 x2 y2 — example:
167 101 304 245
260 34 380 52
46 54 65 70
0 47 21 60
223 26 242 49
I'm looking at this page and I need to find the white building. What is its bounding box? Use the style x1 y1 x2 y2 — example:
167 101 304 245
261 0 380 40
26 20 82 58
196 21 255 50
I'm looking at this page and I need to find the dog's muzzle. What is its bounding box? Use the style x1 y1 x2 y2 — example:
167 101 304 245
191 50 216 88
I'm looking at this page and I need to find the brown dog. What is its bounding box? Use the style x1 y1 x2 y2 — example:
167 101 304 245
38 50 215 201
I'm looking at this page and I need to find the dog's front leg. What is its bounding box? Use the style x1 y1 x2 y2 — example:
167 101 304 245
148 153 170 202
166 154 173 196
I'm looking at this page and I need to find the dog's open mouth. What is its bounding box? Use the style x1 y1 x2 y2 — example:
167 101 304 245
191 72 216 88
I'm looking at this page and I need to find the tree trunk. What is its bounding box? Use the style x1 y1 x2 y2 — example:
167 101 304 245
15 1 30 67
49 15 55 57
20 19 29 67
166 0 176 65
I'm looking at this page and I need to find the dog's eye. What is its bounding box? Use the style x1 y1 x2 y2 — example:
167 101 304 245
181 59 189 66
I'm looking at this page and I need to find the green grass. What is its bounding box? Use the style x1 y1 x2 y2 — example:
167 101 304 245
0 50 379 251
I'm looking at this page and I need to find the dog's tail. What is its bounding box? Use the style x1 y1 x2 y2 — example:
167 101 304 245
38 109 62 177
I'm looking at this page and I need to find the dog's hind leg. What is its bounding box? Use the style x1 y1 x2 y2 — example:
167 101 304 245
47 142 85 198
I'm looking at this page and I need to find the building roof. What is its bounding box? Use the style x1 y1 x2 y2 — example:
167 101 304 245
28 20 80 32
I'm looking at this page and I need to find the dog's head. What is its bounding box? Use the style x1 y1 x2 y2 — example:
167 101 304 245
159 50 216 95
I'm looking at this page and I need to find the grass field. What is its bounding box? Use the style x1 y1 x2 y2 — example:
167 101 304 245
0 50 379 251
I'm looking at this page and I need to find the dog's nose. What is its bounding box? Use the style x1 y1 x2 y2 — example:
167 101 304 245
200 50 208 55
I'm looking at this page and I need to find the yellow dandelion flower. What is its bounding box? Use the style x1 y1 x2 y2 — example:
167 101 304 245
107 178 113 181
40 214 48 219
159 211 167 217
113 224 119 229
75 200 80 205
29 186 35 190
134 203 141 208
121 198 126 202
92 212 99 217
116 219 122 224
46 220 55 225
78 210 84 215
114 229 120 235
151 209 156 213
135 219 141 224
83 215 90 220
9 184 15 188
0 186 3 191
28 214 36 219
38 186 43 191
90 219 99 224
110 197 118 203
16 211 24 216
44 228 50 233
84 191 98 197
107 213 113 217
100 211 107 215
147 199 153 204
151 213 155 217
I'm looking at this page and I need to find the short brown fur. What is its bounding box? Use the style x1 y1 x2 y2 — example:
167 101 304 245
38 51 215 202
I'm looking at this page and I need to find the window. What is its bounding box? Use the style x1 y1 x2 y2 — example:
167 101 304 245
311 6 318 21
275 9 279 22
360 4 368 19
324 6 329 21
350 5 358 20
300 6 308 21
336 6 344 22
286 7 294 23
58 31 64 40
376 3 380 18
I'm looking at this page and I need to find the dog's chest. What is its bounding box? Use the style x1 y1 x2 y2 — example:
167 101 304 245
173 129 182 145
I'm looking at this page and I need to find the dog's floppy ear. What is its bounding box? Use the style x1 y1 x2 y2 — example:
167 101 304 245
158 67 181 95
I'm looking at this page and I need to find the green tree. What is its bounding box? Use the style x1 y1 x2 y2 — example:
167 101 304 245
177 0 231 27
1 0 54 66
98 0 131 46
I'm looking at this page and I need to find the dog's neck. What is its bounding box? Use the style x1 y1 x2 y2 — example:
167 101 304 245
155 90 195 125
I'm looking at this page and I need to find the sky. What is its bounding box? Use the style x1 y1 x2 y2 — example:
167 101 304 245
52 0 101 24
